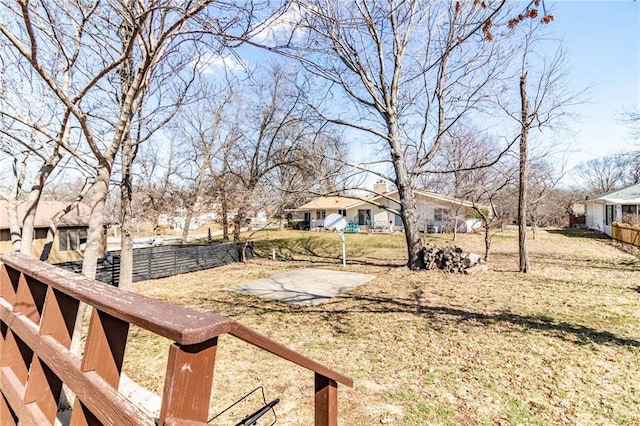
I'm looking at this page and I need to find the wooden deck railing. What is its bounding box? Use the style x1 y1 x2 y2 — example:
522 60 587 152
0 252 352 425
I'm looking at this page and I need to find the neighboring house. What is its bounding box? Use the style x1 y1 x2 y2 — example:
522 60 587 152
0 200 100 263
583 183 640 237
289 183 482 233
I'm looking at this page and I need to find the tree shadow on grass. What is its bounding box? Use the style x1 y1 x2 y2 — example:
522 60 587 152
546 228 610 240
221 293 640 349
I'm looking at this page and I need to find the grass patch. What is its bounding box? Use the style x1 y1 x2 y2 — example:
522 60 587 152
128 227 640 425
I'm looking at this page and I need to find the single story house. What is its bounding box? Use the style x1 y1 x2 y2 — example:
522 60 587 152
582 183 640 237
0 200 99 263
289 184 483 233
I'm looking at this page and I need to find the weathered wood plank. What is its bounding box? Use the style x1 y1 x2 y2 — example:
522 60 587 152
23 356 61 423
40 288 79 348
0 366 51 425
163 418 208 426
314 373 338 426
1 254 353 425
0 253 235 345
80 309 129 387
158 339 218 425
0 304 153 425
0 329 32 385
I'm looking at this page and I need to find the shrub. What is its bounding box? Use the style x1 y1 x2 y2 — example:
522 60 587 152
288 220 310 230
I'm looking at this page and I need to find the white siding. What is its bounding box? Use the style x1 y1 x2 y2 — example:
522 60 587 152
585 201 604 233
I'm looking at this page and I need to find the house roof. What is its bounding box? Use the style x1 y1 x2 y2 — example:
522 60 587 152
293 190 477 211
0 200 91 230
584 183 640 205
412 189 476 208
294 196 363 211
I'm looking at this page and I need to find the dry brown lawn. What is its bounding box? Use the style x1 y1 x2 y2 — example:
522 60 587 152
126 227 640 425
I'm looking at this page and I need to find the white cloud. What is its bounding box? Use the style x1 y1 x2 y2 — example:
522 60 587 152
192 53 247 74
250 6 305 44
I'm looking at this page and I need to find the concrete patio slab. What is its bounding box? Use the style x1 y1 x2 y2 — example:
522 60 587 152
226 268 375 306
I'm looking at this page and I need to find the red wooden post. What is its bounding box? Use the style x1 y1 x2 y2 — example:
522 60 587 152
314 373 338 426
158 338 218 425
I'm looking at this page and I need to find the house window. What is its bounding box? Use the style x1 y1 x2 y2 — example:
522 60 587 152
434 208 447 222
0 229 9 242
604 205 614 226
59 228 88 252
338 209 347 217
316 210 326 220
622 205 637 215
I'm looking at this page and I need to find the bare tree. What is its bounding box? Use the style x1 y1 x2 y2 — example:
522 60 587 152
269 0 516 269
0 1 270 286
527 156 567 238
425 122 514 240
215 63 342 248
0 12 92 255
622 109 640 140
438 131 517 260
131 138 182 234
168 82 236 243
575 152 640 195
502 17 579 272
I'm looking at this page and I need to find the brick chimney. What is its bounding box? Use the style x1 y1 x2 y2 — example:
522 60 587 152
373 181 388 194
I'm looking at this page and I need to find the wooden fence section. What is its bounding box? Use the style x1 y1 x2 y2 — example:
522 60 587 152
611 222 640 247
0 253 352 425
56 242 251 286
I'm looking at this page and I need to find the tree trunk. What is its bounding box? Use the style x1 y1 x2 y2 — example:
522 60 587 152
221 191 229 243
233 207 245 243
484 218 491 262
82 166 111 279
8 153 28 252
8 197 22 252
72 166 111 373
518 72 531 273
119 136 134 290
181 207 194 244
388 124 423 270
117 1 136 290
19 159 60 255
453 215 459 241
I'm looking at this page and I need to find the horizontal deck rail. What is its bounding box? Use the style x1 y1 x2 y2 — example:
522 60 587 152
0 252 352 425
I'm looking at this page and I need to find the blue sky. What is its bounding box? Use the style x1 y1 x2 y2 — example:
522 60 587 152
543 0 639 170
220 1 639 179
